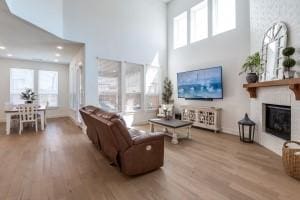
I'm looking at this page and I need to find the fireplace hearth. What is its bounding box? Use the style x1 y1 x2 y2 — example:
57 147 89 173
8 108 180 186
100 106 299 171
265 104 291 140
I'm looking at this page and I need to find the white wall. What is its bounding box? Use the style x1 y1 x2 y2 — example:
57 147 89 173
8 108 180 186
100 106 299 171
0 58 70 122
167 0 251 134
249 0 300 154
62 0 168 106
69 47 85 123
250 0 300 69
6 0 63 37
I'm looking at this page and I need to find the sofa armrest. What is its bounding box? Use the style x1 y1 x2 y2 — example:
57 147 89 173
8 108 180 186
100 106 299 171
133 132 164 145
120 135 164 176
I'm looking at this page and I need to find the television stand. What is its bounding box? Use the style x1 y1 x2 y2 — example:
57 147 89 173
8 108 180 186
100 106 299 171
181 106 221 133
185 98 213 101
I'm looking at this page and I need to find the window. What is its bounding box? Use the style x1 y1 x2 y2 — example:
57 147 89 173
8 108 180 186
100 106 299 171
173 11 187 49
38 70 58 107
125 63 143 112
98 59 161 113
98 59 121 112
10 68 34 105
213 0 236 35
190 0 208 43
145 65 160 110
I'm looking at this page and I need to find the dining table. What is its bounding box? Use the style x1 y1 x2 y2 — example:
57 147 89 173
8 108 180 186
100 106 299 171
4 105 46 135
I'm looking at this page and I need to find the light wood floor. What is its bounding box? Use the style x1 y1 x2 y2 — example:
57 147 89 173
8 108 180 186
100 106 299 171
0 118 299 200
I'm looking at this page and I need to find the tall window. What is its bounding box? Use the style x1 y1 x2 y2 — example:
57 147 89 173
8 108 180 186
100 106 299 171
190 0 208 43
38 70 58 107
145 65 160 110
173 11 187 49
98 59 121 112
213 0 236 35
10 68 34 105
125 63 143 112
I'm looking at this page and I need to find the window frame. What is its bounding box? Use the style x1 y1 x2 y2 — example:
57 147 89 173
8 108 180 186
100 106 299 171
144 65 161 111
97 59 122 113
173 11 188 49
97 59 161 113
38 70 59 108
123 62 144 113
212 0 236 36
190 0 208 43
10 68 35 105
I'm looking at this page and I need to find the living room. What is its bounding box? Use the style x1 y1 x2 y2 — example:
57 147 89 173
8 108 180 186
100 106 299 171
0 0 299 199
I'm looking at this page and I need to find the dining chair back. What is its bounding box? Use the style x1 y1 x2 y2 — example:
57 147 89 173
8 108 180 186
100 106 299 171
18 104 39 134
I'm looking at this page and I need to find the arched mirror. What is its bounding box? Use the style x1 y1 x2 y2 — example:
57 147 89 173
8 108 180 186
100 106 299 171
260 22 288 81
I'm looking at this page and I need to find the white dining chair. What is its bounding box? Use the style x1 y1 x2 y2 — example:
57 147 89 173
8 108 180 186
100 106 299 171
17 104 39 134
4 102 20 129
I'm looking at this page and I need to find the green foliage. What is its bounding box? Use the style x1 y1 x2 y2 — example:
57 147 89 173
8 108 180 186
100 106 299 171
282 47 295 57
283 58 296 68
282 47 296 70
239 52 262 75
20 88 37 101
162 78 173 104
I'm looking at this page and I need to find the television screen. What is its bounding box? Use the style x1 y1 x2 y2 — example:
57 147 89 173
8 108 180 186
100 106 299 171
177 66 223 99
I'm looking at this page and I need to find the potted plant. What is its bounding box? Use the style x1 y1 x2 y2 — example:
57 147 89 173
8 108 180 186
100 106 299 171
282 47 296 79
239 52 262 83
20 88 37 104
162 78 173 120
162 78 173 104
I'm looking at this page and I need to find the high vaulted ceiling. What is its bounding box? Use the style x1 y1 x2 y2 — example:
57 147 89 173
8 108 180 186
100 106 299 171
0 0 83 65
161 0 172 3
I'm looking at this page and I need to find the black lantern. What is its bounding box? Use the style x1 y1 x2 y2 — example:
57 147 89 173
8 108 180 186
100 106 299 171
238 113 256 143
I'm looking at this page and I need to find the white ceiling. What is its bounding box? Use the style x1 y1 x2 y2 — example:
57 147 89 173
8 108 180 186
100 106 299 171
0 1 83 65
161 0 172 3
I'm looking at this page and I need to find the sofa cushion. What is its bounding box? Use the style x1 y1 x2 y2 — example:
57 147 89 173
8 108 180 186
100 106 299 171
110 118 133 150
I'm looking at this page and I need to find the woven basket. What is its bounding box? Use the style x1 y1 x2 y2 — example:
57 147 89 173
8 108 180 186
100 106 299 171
282 141 300 180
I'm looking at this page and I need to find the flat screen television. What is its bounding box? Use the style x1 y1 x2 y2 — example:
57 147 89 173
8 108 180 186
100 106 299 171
177 66 223 100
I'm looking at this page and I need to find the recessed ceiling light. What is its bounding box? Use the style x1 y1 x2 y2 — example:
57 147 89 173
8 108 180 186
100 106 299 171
57 46 63 50
0 46 6 50
55 53 61 57
7 53 13 57
54 59 59 62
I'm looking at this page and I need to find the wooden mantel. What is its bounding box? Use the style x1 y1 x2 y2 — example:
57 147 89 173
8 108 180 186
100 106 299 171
243 78 300 100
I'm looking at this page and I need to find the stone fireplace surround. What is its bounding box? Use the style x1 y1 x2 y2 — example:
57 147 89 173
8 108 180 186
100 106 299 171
250 86 300 155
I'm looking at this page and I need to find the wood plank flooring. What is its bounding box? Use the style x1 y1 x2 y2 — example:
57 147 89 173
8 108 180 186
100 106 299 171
0 118 299 200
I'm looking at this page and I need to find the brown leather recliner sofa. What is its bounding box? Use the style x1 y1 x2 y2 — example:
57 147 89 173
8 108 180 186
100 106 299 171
79 106 164 176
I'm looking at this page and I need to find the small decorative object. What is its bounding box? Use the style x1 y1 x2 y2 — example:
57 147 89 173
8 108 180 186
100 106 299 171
162 78 173 104
238 113 256 143
163 105 171 120
239 52 262 83
20 88 37 104
282 141 300 180
282 47 296 79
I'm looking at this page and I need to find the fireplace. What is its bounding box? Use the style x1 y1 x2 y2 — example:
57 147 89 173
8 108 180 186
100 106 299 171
265 104 291 140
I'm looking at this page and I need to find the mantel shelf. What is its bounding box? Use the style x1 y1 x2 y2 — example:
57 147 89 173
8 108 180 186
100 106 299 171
243 78 300 100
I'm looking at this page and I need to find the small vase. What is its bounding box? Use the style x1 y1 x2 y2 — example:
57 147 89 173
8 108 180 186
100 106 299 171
246 73 258 83
284 71 295 79
25 100 33 104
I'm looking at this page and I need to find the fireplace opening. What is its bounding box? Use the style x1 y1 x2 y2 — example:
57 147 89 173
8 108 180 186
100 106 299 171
265 104 291 140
